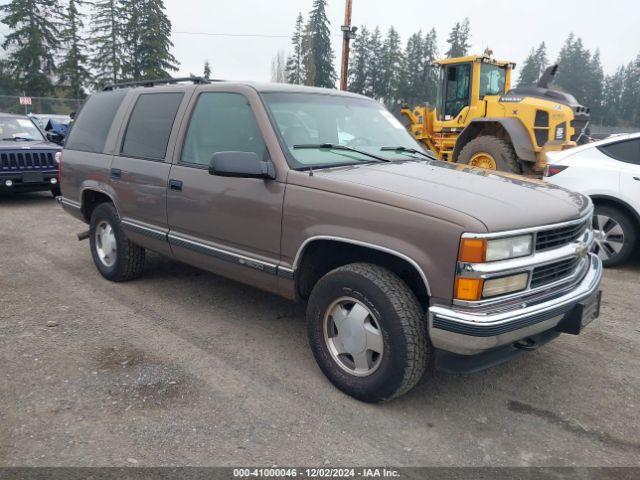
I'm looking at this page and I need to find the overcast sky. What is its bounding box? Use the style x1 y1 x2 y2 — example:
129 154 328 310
166 0 639 82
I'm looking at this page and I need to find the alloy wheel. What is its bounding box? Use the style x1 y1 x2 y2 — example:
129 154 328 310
592 214 625 261
323 297 384 377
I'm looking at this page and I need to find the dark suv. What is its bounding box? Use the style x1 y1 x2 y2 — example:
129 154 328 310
58 78 602 402
0 113 62 196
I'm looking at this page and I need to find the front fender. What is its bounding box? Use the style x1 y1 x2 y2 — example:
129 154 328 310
454 118 536 163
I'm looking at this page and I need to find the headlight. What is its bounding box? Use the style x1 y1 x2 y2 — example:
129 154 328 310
555 122 567 140
486 235 533 261
483 272 529 298
54 151 62 164
459 234 533 263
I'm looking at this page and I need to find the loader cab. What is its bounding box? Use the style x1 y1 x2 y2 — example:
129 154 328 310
435 56 512 122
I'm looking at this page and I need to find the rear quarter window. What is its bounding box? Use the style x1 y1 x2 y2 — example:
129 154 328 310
121 92 184 160
65 91 127 153
597 138 640 165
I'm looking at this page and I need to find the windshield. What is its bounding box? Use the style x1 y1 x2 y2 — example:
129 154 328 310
262 93 425 168
0 116 45 141
479 64 507 98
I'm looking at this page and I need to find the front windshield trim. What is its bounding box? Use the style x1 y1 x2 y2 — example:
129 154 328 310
259 91 426 170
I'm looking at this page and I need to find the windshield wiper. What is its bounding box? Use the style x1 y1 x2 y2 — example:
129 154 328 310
293 143 391 163
3 136 34 141
380 146 437 160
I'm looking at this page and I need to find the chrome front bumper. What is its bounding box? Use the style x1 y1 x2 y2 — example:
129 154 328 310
429 253 603 356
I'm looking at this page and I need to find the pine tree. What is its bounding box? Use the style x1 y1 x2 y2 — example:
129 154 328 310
347 25 369 94
364 26 383 98
301 0 336 88
285 12 304 84
602 66 625 126
420 28 439 104
445 18 471 58
399 31 424 104
587 49 604 122
620 55 640 126
380 27 403 104
203 60 212 80
271 50 286 83
121 0 179 80
90 0 125 86
518 42 548 86
398 28 438 105
0 0 61 96
555 34 594 112
58 0 91 98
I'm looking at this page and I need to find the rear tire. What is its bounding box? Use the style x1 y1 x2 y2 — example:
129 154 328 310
592 205 637 267
89 203 145 281
458 135 521 174
306 263 429 403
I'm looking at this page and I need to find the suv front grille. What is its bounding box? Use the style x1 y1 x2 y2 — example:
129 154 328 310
0 151 57 171
530 257 583 288
535 219 588 252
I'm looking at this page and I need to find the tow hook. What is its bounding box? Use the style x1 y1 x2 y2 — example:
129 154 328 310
513 338 539 351
77 230 90 241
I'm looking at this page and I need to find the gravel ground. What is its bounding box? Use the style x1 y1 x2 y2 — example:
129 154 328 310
1 192 639 467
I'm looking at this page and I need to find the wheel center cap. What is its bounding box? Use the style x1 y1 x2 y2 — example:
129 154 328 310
339 317 366 354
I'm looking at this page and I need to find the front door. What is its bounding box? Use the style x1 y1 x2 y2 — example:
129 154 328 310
166 91 284 294
618 138 640 214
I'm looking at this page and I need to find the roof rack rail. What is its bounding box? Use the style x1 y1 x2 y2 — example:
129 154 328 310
102 76 215 91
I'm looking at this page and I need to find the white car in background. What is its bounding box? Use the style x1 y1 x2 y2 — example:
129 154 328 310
545 132 640 266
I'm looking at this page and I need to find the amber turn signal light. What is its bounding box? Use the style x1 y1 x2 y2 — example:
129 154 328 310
458 238 487 263
455 277 484 301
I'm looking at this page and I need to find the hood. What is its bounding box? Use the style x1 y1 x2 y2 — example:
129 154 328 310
308 160 590 232
0 139 61 150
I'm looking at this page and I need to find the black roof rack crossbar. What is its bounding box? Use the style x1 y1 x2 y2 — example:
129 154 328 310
102 77 217 91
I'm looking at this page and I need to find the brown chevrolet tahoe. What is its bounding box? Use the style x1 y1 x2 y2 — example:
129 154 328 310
58 78 603 402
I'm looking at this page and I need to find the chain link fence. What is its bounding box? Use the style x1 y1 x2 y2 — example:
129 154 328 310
0 95 83 116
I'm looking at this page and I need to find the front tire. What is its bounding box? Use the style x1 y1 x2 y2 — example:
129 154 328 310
592 205 637 267
458 135 521 174
89 203 145 281
307 263 429 403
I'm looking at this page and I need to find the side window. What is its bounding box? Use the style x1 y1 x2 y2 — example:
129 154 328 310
444 64 470 119
598 139 640 165
181 93 267 166
65 91 126 153
121 92 184 160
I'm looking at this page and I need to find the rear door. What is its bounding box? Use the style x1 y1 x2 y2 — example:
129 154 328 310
110 89 192 255
166 87 285 294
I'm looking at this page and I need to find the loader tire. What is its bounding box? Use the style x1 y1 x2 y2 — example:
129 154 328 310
458 136 521 174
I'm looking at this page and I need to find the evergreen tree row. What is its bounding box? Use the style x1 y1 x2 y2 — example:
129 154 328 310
345 18 470 105
519 35 640 128
0 0 179 98
283 14 471 106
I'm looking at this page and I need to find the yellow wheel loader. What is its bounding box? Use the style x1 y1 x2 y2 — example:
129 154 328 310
400 53 591 174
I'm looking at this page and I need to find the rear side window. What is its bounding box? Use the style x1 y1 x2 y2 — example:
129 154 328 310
598 139 640 165
121 93 184 160
181 93 267 166
65 91 126 153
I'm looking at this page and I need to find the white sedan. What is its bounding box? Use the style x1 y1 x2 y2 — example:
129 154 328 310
545 133 640 266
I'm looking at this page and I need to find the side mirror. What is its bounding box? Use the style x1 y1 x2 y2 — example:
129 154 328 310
46 132 64 145
209 152 275 179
